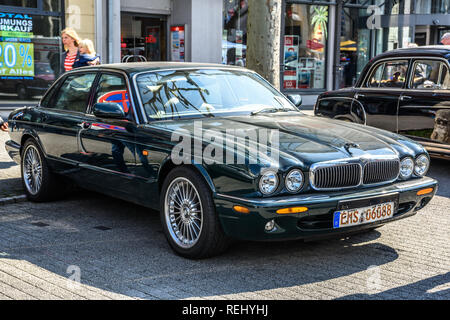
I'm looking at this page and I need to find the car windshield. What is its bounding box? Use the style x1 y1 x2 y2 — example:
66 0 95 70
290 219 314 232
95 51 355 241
136 69 298 120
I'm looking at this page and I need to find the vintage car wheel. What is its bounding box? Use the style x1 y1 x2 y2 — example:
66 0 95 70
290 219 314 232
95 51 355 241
21 139 60 202
160 167 231 259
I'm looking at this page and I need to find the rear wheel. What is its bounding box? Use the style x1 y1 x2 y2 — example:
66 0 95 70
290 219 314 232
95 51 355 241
21 139 60 202
160 167 231 259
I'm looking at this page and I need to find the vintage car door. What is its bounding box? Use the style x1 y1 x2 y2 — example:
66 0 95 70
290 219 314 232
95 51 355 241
37 72 98 174
75 72 141 199
353 59 410 133
398 58 450 157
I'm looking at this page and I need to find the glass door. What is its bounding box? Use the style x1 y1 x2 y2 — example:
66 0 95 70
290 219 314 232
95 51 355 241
120 13 167 63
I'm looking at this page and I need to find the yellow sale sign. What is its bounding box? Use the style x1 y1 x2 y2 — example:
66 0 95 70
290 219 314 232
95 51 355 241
0 42 34 77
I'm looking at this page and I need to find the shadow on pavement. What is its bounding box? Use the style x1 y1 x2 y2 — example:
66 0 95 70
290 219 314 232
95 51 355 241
427 158 450 198
0 189 403 300
337 272 450 300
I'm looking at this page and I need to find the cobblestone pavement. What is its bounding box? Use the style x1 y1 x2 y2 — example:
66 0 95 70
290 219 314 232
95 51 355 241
0 131 449 300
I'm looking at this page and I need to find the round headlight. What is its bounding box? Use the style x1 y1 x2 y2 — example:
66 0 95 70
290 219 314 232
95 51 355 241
259 171 279 195
285 170 304 193
399 157 414 179
414 154 430 177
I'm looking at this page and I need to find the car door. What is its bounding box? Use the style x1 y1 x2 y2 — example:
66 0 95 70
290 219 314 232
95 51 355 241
76 72 140 199
37 72 97 174
353 59 410 132
398 58 450 157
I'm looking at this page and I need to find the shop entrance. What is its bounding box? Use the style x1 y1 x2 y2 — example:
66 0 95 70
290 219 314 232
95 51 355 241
120 13 167 62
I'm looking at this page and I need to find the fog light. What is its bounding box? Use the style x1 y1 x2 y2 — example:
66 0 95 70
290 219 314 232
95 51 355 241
265 220 275 232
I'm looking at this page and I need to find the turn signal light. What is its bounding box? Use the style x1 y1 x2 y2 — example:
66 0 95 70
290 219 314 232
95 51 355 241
417 188 433 196
276 207 308 214
233 206 250 214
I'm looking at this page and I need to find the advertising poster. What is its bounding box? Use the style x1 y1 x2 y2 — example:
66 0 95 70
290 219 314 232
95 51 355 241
283 35 299 89
0 12 35 77
170 25 185 62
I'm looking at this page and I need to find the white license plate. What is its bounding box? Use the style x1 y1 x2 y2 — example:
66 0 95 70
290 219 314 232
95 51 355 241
333 202 395 229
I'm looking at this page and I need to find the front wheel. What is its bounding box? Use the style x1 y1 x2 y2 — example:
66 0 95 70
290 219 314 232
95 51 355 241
160 167 231 259
21 139 60 202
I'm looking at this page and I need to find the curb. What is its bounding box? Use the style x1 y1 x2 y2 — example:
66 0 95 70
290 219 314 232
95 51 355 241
0 195 27 206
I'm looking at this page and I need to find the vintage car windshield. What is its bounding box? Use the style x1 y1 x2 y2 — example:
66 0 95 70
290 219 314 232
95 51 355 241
136 69 298 120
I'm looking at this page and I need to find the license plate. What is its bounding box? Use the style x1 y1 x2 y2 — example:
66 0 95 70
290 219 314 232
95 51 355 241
333 200 395 229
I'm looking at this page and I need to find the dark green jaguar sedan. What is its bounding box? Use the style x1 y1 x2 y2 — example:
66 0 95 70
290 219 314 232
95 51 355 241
5 63 438 259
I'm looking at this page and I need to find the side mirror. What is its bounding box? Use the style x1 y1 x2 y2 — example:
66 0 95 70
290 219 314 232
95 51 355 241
287 94 302 108
93 103 127 120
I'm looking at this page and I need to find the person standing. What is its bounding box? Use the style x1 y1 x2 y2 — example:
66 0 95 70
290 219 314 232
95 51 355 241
0 116 8 132
61 27 81 73
440 33 450 45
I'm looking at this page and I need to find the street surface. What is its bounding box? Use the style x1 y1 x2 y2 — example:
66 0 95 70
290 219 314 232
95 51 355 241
0 123 449 300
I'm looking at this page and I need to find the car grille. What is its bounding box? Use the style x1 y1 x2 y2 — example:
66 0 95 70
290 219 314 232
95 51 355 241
363 160 400 185
312 163 361 190
311 159 400 190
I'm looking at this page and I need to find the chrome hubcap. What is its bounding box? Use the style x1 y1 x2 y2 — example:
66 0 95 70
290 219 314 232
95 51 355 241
165 177 203 249
23 145 42 195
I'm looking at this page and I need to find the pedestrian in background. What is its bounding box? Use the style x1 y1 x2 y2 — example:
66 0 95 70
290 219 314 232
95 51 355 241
73 39 101 68
61 27 81 73
440 33 450 45
0 116 8 132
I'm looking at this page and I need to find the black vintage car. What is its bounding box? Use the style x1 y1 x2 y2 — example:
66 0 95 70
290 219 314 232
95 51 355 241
315 46 450 159
5 63 437 259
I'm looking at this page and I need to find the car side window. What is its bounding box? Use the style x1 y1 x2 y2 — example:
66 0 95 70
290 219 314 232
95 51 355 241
93 73 131 115
367 63 385 88
378 60 409 88
411 60 445 90
440 64 450 90
50 73 97 113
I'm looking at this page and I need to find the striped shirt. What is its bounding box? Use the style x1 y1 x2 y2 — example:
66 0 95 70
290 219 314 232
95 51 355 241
64 52 77 72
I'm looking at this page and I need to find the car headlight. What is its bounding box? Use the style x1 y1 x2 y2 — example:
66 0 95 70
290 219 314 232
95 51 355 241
399 157 414 179
259 171 279 195
285 169 304 193
414 154 430 177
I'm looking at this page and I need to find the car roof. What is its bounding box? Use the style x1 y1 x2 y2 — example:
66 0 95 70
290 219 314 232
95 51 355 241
74 62 248 76
371 45 450 62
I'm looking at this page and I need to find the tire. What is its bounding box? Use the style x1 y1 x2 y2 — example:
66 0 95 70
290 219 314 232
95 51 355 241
160 166 231 259
21 139 61 202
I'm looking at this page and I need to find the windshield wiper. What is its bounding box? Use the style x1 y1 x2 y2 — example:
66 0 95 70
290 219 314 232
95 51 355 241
251 107 293 116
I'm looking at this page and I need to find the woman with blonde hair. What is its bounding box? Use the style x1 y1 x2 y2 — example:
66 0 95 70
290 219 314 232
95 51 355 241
61 27 81 72
73 39 101 68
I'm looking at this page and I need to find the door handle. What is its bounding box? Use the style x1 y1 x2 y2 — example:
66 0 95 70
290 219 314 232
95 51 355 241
400 95 412 101
355 93 365 99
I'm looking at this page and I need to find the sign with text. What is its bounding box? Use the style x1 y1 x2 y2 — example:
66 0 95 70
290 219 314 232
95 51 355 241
0 12 34 78
170 25 185 62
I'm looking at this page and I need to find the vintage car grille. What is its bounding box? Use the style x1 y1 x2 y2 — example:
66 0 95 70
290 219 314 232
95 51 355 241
312 163 361 190
363 160 400 185
311 159 400 190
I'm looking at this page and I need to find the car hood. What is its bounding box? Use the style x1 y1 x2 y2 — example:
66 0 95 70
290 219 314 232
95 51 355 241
145 112 413 168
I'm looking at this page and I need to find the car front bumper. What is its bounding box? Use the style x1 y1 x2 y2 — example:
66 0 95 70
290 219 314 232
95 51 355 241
214 177 438 241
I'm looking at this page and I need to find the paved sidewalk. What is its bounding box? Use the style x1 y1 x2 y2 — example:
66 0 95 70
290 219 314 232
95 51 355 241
0 132 22 200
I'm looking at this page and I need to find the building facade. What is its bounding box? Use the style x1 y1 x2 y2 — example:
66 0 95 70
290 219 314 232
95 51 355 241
1 0 450 108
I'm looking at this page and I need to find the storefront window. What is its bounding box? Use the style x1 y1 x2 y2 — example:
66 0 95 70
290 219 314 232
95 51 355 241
120 13 167 63
415 0 450 14
0 7 62 105
222 0 247 66
283 3 328 90
0 0 38 8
